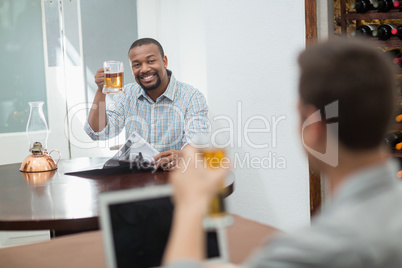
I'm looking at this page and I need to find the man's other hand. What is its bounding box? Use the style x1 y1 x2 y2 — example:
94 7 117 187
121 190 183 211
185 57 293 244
154 149 181 171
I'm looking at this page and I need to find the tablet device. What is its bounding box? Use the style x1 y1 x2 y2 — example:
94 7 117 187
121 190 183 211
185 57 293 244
99 184 228 268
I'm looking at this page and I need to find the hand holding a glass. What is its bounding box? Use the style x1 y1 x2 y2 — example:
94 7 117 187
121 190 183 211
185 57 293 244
170 145 230 216
165 145 230 264
95 61 124 94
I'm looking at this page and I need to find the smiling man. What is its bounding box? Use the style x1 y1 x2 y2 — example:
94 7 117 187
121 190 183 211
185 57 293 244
85 38 208 169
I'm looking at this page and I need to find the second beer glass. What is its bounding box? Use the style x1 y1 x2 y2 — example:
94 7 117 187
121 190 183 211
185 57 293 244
194 133 233 229
202 147 227 217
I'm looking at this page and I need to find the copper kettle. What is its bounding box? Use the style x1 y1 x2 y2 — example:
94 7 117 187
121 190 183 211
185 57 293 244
20 142 61 173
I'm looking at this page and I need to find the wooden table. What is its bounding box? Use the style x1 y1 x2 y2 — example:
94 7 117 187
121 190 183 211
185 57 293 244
0 157 234 234
0 214 279 267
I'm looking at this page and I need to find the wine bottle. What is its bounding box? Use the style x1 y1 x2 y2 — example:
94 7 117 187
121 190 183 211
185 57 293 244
384 131 402 150
393 1 402 8
351 0 375 13
372 24 396 40
396 142 402 150
395 105 402 122
351 24 378 37
384 49 402 66
391 24 402 39
375 0 394 12
394 56 402 67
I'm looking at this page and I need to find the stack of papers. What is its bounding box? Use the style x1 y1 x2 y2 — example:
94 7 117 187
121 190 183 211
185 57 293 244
65 132 160 175
103 131 160 168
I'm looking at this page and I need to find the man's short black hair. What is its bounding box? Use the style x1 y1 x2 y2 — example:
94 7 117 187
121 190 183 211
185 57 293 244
128 38 164 58
298 38 396 151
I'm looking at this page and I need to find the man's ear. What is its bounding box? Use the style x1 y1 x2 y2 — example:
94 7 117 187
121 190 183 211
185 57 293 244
300 105 326 154
163 55 168 69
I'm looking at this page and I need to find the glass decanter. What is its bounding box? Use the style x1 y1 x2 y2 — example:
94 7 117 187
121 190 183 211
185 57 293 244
26 101 48 152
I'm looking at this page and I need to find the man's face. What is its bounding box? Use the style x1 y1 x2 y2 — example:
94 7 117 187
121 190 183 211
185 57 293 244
128 44 168 91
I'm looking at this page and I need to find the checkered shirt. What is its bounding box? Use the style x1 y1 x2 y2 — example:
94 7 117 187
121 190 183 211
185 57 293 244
84 72 209 152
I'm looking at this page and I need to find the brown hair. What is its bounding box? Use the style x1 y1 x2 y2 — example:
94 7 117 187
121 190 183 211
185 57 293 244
298 38 396 150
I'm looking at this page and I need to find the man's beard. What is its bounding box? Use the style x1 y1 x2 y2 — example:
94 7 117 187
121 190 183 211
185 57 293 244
138 73 162 92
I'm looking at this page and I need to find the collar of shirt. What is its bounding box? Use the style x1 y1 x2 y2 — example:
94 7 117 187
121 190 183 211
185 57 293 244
322 158 400 212
136 69 176 104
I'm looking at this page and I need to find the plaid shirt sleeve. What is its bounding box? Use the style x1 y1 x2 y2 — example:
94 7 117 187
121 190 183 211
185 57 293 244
84 93 126 140
182 90 209 148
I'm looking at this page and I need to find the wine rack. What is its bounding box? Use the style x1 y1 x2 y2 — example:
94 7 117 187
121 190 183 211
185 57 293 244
339 0 402 168
340 0 402 76
340 0 402 46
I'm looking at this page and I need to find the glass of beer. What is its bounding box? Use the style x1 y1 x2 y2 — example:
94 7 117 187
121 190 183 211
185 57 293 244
202 147 227 217
103 61 124 94
194 133 233 229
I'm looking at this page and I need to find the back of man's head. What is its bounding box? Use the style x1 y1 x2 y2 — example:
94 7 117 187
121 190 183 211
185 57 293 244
298 38 396 151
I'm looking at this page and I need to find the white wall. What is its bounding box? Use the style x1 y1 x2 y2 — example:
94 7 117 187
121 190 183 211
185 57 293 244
137 0 208 98
137 0 310 231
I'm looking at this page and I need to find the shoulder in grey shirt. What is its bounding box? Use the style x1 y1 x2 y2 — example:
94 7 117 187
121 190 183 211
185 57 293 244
167 159 402 268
